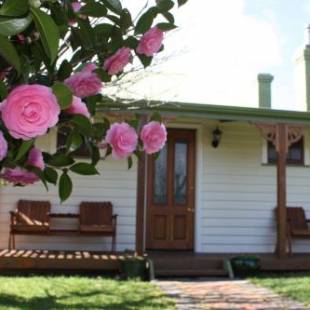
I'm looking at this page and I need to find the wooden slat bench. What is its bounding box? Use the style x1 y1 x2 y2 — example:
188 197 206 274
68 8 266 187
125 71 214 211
79 201 117 252
9 200 118 251
9 200 51 249
286 207 310 254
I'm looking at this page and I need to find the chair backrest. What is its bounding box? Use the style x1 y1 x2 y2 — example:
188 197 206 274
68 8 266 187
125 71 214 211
287 207 308 231
80 201 113 226
17 200 51 225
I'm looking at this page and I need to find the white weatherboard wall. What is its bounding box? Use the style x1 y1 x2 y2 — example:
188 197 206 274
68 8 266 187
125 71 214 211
0 132 137 252
201 121 310 253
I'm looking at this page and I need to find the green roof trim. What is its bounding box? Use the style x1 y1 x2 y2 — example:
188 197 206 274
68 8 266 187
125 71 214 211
98 100 310 125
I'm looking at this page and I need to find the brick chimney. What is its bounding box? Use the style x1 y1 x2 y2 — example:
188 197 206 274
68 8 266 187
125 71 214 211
294 24 310 111
258 73 274 108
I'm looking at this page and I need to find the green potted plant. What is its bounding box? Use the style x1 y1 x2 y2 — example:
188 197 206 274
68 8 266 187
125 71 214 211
231 255 261 276
120 256 148 280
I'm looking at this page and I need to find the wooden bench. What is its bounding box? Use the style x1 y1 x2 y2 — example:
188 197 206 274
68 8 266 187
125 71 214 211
286 207 310 254
9 200 51 249
79 201 117 252
9 200 117 251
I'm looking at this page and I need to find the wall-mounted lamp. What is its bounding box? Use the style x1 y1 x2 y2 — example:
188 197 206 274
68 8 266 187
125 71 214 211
212 127 222 148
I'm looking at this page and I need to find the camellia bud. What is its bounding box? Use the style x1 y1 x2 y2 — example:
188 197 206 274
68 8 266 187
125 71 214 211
29 0 41 8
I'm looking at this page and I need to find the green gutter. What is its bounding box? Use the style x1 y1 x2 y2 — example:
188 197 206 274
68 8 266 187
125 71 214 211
97 99 310 125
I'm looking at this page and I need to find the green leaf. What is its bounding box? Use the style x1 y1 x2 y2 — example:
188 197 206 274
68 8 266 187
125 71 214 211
0 35 21 75
120 9 132 32
80 3 107 17
48 154 75 167
0 81 8 100
150 111 162 122
66 131 83 152
26 165 48 191
135 7 158 34
90 144 100 165
161 11 174 23
156 22 177 31
137 53 152 67
15 140 34 162
31 7 60 63
101 0 122 15
57 60 72 81
92 123 107 140
0 0 29 17
127 156 133 169
95 68 111 82
0 15 32 36
71 115 92 135
125 36 139 49
52 82 73 110
70 162 99 175
59 171 72 202
177 0 188 6
44 167 58 185
156 0 174 11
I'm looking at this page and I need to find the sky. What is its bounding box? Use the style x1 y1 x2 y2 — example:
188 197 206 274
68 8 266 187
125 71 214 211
116 0 310 111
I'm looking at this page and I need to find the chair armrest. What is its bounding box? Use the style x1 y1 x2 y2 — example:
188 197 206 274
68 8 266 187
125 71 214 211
10 210 18 225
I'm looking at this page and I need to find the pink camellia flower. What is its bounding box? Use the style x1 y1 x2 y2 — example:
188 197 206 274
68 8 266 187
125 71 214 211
140 121 167 154
136 27 164 57
1 168 39 185
65 96 90 118
82 63 97 73
69 1 86 26
1 84 60 140
1 148 44 185
106 122 138 159
71 1 82 12
27 147 44 170
65 67 102 98
0 131 8 161
104 47 132 75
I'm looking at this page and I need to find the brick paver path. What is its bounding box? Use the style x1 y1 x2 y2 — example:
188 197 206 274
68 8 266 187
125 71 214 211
156 279 308 310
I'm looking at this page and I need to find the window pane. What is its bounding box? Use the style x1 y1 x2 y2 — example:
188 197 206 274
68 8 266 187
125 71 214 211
267 139 304 164
153 145 167 204
174 141 188 204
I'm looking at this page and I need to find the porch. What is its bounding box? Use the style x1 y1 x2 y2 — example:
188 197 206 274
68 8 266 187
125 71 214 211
1 249 310 276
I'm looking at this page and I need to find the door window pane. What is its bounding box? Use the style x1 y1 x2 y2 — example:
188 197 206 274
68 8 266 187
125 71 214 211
153 145 167 204
174 141 188 204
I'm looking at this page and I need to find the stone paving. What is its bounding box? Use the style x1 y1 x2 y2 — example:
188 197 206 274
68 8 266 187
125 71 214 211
156 279 309 310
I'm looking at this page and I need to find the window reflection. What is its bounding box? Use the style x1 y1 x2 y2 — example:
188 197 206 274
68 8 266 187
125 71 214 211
174 141 187 204
153 145 168 204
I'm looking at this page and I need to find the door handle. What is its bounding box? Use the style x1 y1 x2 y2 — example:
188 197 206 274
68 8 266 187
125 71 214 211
187 208 195 213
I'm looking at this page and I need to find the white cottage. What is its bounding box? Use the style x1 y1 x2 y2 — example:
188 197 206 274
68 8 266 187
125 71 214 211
2 32 310 275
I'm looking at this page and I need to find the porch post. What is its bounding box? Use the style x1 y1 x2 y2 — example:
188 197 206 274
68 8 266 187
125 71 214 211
135 116 147 256
276 123 288 258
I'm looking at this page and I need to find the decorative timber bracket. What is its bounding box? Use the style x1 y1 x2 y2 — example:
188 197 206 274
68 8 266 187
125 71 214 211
254 123 304 152
253 122 304 258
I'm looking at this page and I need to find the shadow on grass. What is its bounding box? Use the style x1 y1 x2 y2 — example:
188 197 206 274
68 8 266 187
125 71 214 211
0 288 173 310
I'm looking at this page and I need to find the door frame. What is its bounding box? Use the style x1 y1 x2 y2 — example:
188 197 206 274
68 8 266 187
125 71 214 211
143 123 204 253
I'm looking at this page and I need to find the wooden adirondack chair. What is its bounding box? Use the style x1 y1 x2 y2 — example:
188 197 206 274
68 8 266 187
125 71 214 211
286 207 310 254
79 201 117 252
9 200 51 249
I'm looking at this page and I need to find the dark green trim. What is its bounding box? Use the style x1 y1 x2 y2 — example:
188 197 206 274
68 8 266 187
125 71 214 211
98 99 310 124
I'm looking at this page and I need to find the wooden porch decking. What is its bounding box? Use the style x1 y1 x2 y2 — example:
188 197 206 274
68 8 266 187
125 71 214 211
0 249 132 272
1 249 310 276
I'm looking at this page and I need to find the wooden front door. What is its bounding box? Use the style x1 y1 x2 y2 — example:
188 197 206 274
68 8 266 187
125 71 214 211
146 129 196 250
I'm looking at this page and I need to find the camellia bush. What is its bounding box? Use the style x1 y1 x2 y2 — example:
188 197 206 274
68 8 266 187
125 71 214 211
0 0 187 201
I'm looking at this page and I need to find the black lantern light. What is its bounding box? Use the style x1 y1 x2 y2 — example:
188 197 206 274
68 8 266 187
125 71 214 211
212 127 222 148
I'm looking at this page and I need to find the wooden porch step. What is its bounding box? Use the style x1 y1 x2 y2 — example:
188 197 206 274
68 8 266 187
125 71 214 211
155 268 228 277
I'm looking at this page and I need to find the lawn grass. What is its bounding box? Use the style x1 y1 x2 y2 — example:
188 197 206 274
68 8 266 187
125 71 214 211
250 272 310 307
0 276 175 310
